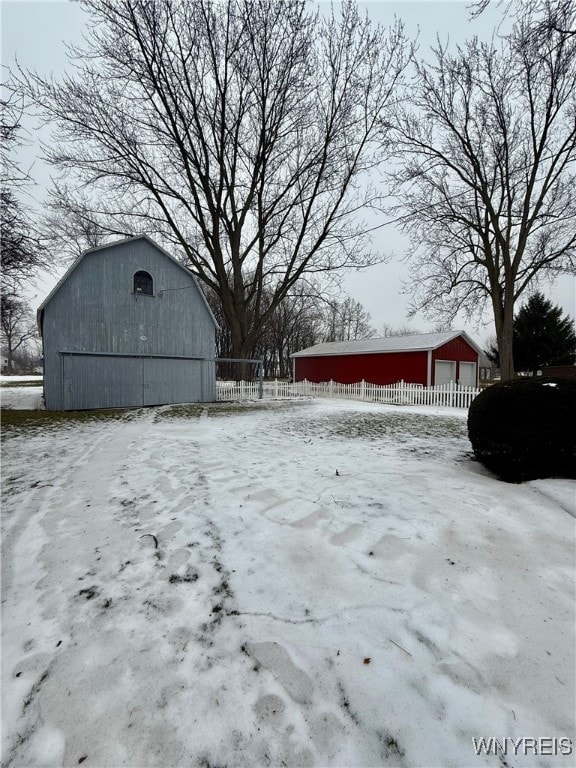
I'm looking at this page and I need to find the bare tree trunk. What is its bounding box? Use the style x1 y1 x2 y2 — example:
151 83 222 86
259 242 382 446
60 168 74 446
6 341 15 374
490 277 516 380
495 313 515 380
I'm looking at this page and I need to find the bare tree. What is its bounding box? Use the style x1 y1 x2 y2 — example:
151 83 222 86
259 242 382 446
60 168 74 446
18 0 408 362
0 294 38 374
41 183 111 261
380 323 423 337
471 0 575 40
1 95 48 291
322 296 376 342
391 0 576 378
209 282 375 378
252 289 376 377
251 292 310 377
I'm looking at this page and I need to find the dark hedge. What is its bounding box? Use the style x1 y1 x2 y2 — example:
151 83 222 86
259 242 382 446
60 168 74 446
468 377 576 482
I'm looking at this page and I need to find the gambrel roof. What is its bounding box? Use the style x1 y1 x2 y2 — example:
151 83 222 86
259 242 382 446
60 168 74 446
291 331 482 358
37 235 218 333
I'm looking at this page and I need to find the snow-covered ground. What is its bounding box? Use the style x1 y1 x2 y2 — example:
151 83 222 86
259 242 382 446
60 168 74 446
0 377 44 411
1 398 574 768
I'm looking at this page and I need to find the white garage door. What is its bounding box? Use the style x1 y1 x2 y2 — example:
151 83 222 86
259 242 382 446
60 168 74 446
459 362 477 387
434 360 456 386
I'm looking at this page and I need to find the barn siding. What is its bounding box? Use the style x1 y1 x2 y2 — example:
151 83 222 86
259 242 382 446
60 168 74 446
294 351 428 385
432 337 478 385
60 354 215 410
42 239 216 409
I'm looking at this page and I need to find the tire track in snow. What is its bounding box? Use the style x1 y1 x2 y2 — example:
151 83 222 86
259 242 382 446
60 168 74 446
2 415 146 766
1 412 196 767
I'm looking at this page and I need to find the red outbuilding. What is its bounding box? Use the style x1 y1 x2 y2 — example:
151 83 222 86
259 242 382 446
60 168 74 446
291 331 481 387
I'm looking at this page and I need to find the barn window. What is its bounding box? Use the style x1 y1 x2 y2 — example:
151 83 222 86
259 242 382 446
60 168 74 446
133 270 153 296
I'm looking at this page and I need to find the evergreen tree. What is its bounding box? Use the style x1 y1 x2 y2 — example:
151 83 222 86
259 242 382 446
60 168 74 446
485 293 576 374
514 293 575 374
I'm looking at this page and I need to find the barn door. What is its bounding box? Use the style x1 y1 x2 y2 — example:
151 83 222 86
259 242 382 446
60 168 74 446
434 360 456 386
63 354 143 410
142 358 203 406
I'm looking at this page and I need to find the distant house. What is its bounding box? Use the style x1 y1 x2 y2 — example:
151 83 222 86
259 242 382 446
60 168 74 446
38 235 218 410
291 331 481 387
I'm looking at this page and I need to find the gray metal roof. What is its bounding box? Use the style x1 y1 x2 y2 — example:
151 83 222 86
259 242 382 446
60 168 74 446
291 331 482 357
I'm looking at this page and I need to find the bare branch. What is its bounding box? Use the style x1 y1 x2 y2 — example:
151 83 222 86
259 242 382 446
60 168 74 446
14 0 409 360
390 0 576 378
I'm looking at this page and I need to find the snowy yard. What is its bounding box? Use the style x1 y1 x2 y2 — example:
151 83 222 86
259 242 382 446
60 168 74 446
1 393 574 767
0 376 44 411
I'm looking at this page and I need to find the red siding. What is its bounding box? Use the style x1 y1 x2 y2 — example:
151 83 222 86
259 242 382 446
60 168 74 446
432 337 479 385
294 334 480 385
294 351 429 385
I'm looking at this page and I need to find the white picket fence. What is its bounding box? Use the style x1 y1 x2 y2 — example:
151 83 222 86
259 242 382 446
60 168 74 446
216 378 480 409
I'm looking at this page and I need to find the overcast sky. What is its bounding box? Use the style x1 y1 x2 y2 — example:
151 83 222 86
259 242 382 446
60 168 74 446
2 0 575 347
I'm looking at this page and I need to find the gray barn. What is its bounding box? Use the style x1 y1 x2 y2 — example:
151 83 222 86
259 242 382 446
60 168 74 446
38 235 217 410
